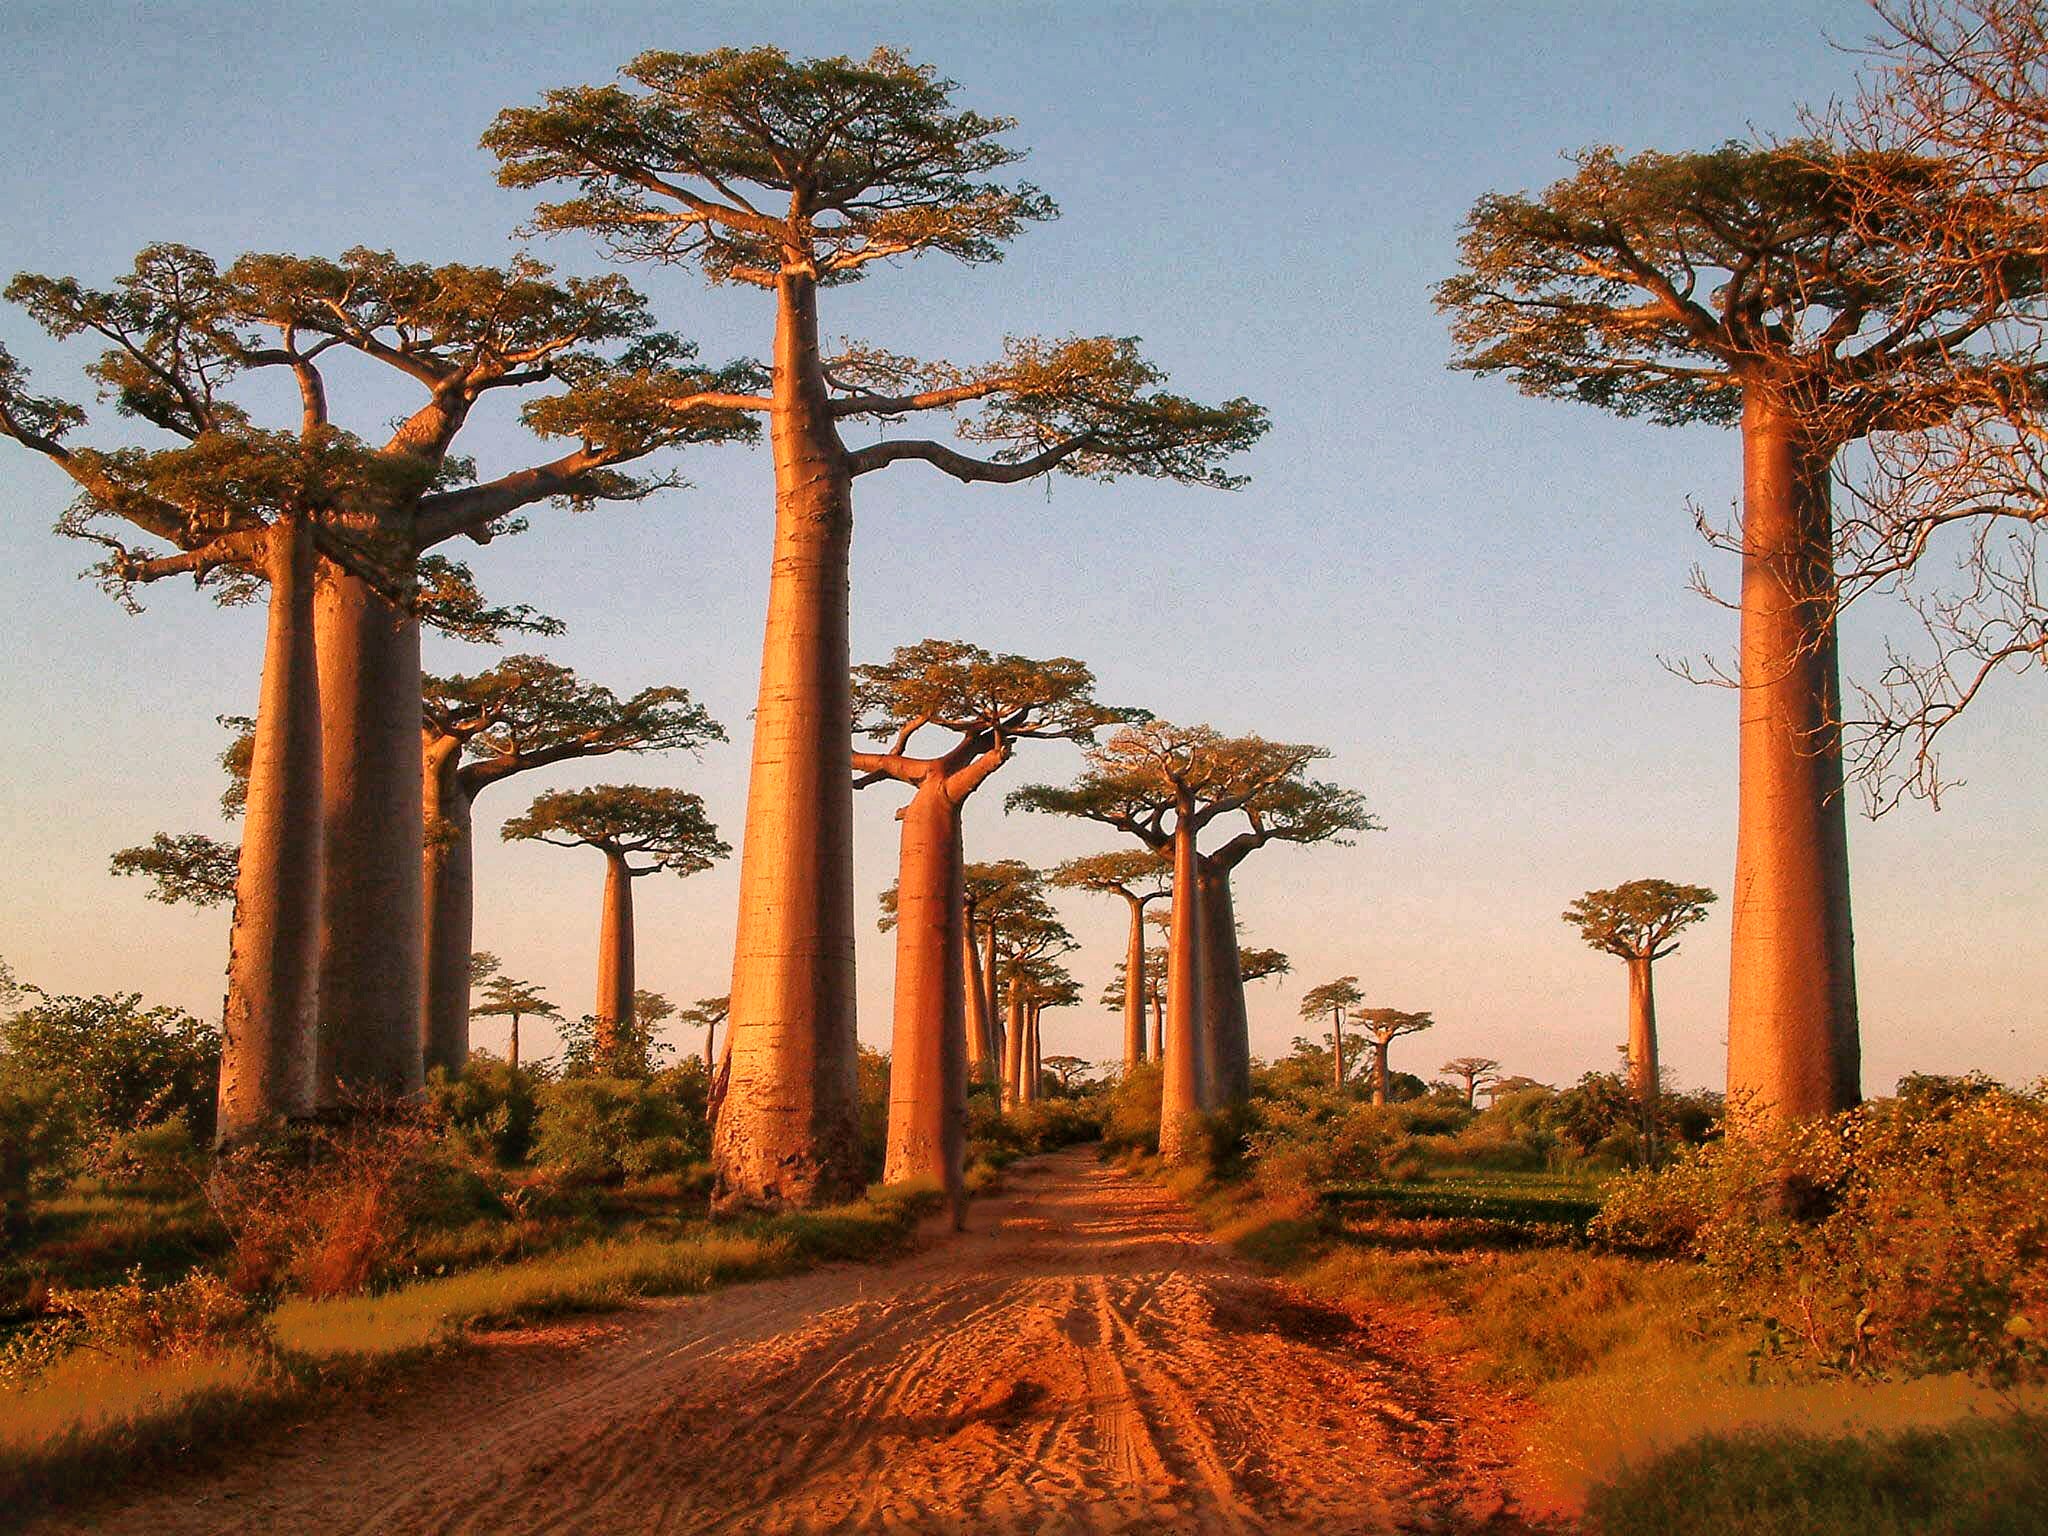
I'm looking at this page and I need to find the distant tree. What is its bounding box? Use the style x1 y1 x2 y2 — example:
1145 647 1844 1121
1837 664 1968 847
489 46 1268 1212
1299 976 1365 1092
502 786 728 1054
110 833 239 908
1354 1008 1434 1106
1439 140 2042 1131
851 641 1126 1220
679 995 731 1075
1563 880 1716 1106
469 951 502 986
1237 946 1291 983
1041 1055 1093 1095
471 973 560 1070
633 989 677 1029
1052 848 1172 1072
1440 1055 1501 1108
1487 1074 1550 1103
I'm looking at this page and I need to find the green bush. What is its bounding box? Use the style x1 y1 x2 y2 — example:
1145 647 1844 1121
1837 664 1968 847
0 1065 77 1227
1592 1081 2048 1383
94 1117 203 1195
427 1057 544 1166
1101 1063 1162 1156
1 991 219 1146
533 1075 704 1184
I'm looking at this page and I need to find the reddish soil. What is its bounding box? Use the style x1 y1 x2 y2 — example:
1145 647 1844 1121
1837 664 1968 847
30 1148 1546 1535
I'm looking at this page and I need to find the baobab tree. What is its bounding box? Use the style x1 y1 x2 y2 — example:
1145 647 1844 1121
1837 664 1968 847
1041 1055 1093 1094
1015 968 1081 1103
111 834 239 908
1012 723 1333 1158
966 861 1045 1079
851 642 1125 1216
1051 848 1173 1072
488 46 1269 1210
679 996 730 1075
471 971 560 1069
1100 946 1169 1063
501 786 728 1054
1355 1008 1433 1107
1299 976 1364 1091
1440 1055 1501 1108
1 244 753 1126
996 908 1075 1109
421 655 723 1072
1563 880 1717 1105
1437 142 2043 1128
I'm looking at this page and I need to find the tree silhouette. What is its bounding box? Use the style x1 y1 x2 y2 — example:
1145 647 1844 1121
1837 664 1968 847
502 786 728 1054
1051 848 1172 1072
1355 1008 1434 1106
1299 976 1364 1091
1563 880 1716 1106
487 46 1269 1210
679 995 731 1075
1440 1055 1501 1108
471 972 560 1070
110 833 238 908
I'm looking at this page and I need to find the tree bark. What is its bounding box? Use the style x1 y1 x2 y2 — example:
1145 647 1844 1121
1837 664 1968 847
1626 954 1660 1103
962 910 992 1085
1023 1006 1041 1104
1001 983 1026 1109
314 559 425 1106
420 738 474 1079
1196 860 1252 1105
1158 809 1208 1161
882 778 967 1226
595 849 635 1053
1150 993 1164 1064
982 921 1001 1075
1121 892 1148 1072
1372 1039 1390 1107
508 1012 521 1071
714 270 864 1210
1331 1008 1346 1092
1727 397 1861 1129
217 520 323 1141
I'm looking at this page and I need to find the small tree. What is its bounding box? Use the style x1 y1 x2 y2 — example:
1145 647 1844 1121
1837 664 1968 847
995 908 1075 1109
471 973 560 1070
679 995 731 1075
501 787 728 1053
1051 848 1172 1072
1440 1056 1501 1109
1563 880 1716 1105
1299 976 1364 1092
1354 1008 1434 1107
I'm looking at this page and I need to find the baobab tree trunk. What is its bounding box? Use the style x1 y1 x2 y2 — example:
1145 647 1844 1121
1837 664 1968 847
1197 862 1252 1104
1372 1040 1390 1107
1331 1008 1346 1092
595 850 635 1052
703 1017 717 1075
217 520 323 1142
420 740 474 1078
508 1012 521 1071
314 561 425 1107
1159 811 1208 1161
714 270 864 1210
1626 954 1660 1103
1151 993 1164 1064
1024 1007 1041 1103
1727 398 1860 1130
1002 984 1025 1109
982 923 1001 1074
882 779 967 1226
962 915 992 1085
1121 893 1147 1072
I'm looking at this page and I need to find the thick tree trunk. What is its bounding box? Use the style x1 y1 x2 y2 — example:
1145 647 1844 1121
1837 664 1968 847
1197 861 1252 1105
217 520 323 1141
314 560 425 1106
1024 1007 1041 1103
1626 954 1660 1103
1121 893 1147 1072
714 271 864 1210
962 911 992 1085
883 779 967 1226
1727 399 1861 1130
595 850 635 1053
982 923 1002 1074
1372 1040 1389 1107
1151 993 1164 1064
1331 1008 1346 1092
1158 812 1208 1161
1002 984 1025 1109
420 740 474 1079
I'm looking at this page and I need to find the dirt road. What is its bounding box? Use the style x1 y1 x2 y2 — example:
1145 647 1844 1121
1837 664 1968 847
36 1148 1542 1535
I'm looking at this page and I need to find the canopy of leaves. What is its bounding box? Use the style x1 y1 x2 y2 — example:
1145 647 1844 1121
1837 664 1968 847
1562 879 1717 959
1237 946 1292 983
678 995 730 1030
0 990 220 1140
473 974 560 1021
1299 975 1364 1018
965 860 1046 923
853 639 1133 753
501 784 729 875
1355 1007 1434 1043
1435 141 2046 438
110 832 238 907
1048 847 1172 901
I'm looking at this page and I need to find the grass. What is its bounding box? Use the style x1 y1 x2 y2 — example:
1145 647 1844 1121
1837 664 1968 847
2 1187 224 1315
0 1180 942 1516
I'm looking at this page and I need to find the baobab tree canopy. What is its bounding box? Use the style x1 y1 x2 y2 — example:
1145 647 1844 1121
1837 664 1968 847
852 642 1132 772
1563 880 1717 960
109 833 238 908
501 785 728 873
1050 848 1173 903
1299 976 1364 1020
1009 723 1329 841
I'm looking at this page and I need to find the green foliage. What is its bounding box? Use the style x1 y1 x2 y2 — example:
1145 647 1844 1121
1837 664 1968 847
1592 1081 2048 1383
1 990 219 1149
424 653 725 776
532 1071 708 1184
1563 878 1716 959
855 1046 891 1179
0 1067 78 1228
426 1058 545 1166
501 784 728 874
555 1011 674 1081
94 1118 204 1195
109 833 239 907
1101 1062 1163 1156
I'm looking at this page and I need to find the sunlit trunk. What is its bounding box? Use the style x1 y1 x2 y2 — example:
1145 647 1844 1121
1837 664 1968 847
882 778 967 1226
595 850 635 1053
1121 893 1147 1072
1023 1006 1041 1103
715 270 864 1209
1626 954 1660 1102
314 559 424 1106
1150 991 1164 1063
1331 1008 1346 1092
1158 809 1208 1161
1002 983 1025 1109
962 908 992 1084
1197 861 1251 1104
1372 1039 1390 1107
420 740 473 1079
982 922 1002 1073
217 520 322 1141
1727 397 1860 1130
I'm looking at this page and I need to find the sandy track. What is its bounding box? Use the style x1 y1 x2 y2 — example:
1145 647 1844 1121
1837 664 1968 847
31 1149 1541 1535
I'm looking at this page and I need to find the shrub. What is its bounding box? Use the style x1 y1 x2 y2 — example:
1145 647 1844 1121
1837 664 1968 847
93 1117 203 1194
532 1076 703 1184
1591 1081 2048 1383
1101 1063 1162 1156
0 1065 77 1229
1003 1096 1102 1155
0 991 219 1145
427 1057 544 1166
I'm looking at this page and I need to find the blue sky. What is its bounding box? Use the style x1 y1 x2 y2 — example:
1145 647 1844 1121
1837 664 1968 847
2 0 2041 1092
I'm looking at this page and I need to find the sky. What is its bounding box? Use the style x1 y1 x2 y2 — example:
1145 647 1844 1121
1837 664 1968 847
1 0 2041 1096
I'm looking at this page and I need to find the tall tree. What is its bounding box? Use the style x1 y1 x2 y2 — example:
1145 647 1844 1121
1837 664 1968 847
1299 976 1364 1092
501 786 728 1052
471 972 560 1069
851 642 1124 1219
1440 1055 1501 1108
679 995 731 1075
1013 965 1080 1103
965 860 1045 1080
1012 723 1333 1157
488 47 1268 1210
1355 1007 1433 1107
1562 880 1717 1105
1051 848 1172 1072
1437 143 2041 1129
421 655 723 1072
994 908 1075 1109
